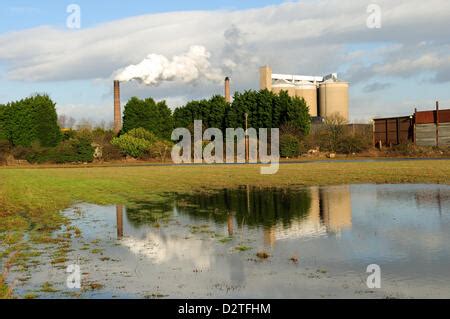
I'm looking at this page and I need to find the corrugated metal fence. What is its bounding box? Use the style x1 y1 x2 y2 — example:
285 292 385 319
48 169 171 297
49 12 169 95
373 104 450 147
373 116 414 146
415 108 450 146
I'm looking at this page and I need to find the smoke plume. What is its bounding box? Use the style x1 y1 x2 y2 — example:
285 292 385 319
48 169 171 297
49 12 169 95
115 45 224 85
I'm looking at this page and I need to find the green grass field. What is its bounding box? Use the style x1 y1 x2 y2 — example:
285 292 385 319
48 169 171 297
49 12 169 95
1 159 450 298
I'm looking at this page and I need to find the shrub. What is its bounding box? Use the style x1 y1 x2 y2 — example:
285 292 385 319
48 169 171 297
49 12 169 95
12 145 33 160
149 140 173 162
111 134 152 158
322 113 347 152
280 134 300 158
0 140 11 164
61 129 76 141
72 138 95 163
101 143 123 161
24 138 94 164
127 128 157 144
336 135 369 154
74 128 94 142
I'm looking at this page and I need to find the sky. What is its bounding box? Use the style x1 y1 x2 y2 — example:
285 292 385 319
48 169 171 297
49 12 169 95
0 0 449 125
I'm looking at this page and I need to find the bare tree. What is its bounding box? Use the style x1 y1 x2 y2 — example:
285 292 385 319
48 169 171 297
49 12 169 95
58 114 76 129
323 113 348 152
77 118 94 131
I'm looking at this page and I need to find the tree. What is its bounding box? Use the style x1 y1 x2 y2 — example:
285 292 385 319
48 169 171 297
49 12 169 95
256 89 273 129
207 95 227 130
155 101 174 139
285 96 311 136
323 113 348 152
33 95 62 147
2 94 61 147
58 114 76 129
122 97 173 139
122 97 152 134
0 105 7 141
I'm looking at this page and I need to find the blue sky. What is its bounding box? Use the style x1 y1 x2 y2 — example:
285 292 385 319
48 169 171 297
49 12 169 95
0 0 449 125
0 0 285 32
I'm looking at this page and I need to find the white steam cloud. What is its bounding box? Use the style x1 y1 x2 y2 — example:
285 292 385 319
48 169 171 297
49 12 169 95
115 45 224 85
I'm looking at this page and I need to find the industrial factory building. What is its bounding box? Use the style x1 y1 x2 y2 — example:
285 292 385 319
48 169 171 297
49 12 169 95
260 66 349 121
113 66 350 135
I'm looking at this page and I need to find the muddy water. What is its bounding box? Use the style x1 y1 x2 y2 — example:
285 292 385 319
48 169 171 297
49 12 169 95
11 184 450 298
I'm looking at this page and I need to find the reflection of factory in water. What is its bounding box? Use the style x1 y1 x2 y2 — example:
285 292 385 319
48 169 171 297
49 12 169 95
262 186 352 247
115 186 353 246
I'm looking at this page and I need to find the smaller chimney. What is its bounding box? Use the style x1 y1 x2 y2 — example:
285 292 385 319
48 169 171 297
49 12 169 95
225 77 231 103
114 80 121 134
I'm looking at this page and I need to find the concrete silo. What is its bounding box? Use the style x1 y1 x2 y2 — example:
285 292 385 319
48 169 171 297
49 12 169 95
318 81 349 121
295 82 318 117
258 66 349 120
272 82 296 98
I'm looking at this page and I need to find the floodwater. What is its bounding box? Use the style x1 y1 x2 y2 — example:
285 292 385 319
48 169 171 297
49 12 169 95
10 184 450 299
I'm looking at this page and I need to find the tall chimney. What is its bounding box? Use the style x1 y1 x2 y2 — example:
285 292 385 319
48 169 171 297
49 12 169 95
225 77 231 103
259 65 272 91
114 80 121 134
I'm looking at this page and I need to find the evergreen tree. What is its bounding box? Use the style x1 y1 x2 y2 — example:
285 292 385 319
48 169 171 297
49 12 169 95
1 94 61 147
122 97 153 134
286 96 311 136
33 95 62 147
155 101 174 140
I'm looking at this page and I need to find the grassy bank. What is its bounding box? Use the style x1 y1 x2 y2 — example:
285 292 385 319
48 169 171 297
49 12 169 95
1 160 450 297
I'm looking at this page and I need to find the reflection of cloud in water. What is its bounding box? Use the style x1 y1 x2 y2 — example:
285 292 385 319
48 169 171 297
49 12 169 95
120 231 214 269
265 220 327 245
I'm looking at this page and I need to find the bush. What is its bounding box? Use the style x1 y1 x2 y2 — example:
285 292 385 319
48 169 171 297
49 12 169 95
111 134 152 158
0 140 11 164
127 128 157 144
101 143 123 161
280 134 300 158
336 135 369 154
24 138 95 164
61 129 77 141
149 140 173 162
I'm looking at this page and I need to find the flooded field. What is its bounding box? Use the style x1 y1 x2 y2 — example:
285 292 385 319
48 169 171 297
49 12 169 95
7 184 450 299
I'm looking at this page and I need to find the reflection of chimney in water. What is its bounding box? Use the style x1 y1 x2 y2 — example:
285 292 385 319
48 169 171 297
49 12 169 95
116 204 124 239
263 227 276 247
227 214 234 236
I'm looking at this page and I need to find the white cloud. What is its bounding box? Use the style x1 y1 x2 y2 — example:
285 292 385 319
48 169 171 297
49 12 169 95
1 0 448 82
1 0 450 120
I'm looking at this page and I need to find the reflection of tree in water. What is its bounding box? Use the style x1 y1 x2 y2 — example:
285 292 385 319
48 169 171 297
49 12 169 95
126 201 174 227
176 186 312 229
